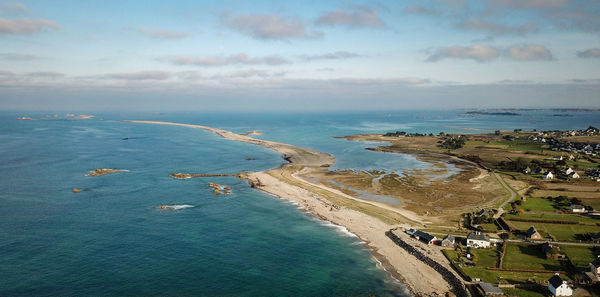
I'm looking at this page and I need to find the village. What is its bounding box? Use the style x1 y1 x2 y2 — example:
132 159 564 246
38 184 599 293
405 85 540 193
337 126 600 297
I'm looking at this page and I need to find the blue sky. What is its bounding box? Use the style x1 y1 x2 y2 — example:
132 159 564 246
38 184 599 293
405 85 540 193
1 0 599 111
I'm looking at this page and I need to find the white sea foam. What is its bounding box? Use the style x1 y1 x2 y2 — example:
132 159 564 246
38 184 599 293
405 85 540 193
159 204 194 210
320 220 358 238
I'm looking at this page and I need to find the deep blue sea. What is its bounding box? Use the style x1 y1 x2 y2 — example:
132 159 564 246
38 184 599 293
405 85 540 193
1 110 599 296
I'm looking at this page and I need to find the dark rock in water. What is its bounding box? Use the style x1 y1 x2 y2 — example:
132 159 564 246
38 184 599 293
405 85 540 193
122 137 129 140
246 157 257 160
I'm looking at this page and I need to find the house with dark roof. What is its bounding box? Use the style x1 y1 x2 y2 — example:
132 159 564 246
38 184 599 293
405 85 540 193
548 274 572 296
591 232 600 243
526 226 543 240
441 234 455 248
590 256 600 277
478 282 503 296
540 242 565 260
475 208 489 217
467 231 490 248
413 230 438 245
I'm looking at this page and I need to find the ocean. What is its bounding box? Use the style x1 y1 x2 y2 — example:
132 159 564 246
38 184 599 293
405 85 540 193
1 110 599 296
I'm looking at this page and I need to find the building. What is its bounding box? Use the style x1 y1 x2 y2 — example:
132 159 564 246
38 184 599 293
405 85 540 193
540 242 565 260
526 226 543 240
590 256 600 277
564 167 574 175
523 166 531 174
475 208 489 217
441 234 455 248
548 274 572 296
591 232 600 243
553 155 564 161
405 228 416 236
413 230 438 245
467 231 490 248
570 204 586 213
568 172 580 179
544 172 554 180
478 282 504 296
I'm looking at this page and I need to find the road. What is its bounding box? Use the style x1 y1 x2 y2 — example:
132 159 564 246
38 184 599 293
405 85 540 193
493 172 517 219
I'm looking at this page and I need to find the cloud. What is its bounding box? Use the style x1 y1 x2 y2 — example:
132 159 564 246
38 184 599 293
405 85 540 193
0 2 28 15
403 4 439 15
301 51 361 61
506 44 553 61
221 13 319 40
568 78 600 84
0 70 14 76
489 0 570 9
315 6 385 28
458 19 538 36
577 48 600 58
164 53 290 66
0 52 35 60
103 71 171 80
0 18 59 35
425 45 500 62
426 44 553 62
25 71 64 78
139 27 189 39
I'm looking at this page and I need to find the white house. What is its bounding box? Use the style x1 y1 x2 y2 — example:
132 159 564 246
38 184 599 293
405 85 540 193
553 155 563 161
548 274 572 296
568 172 580 179
544 172 554 180
564 167 574 175
467 231 491 248
570 204 586 213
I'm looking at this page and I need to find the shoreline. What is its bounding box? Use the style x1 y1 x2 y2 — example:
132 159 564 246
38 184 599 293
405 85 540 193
126 120 457 296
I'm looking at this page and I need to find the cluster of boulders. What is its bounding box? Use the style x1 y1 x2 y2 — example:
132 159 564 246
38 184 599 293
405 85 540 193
386 230 470 297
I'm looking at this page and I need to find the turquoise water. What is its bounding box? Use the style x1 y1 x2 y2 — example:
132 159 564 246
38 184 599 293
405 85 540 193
1 110 599 296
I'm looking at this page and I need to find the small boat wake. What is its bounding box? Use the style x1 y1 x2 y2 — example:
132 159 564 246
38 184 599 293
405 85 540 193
158 204 194 210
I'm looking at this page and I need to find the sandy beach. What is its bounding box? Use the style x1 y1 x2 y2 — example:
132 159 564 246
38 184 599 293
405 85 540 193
127 120 458 296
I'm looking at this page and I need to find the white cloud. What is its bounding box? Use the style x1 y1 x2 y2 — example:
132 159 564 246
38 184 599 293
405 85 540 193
506 44 553 61
425 45 500 62
164 53 290 66
316 6 385 29
0 18 59 35
139 27 189 39
221 13 319 40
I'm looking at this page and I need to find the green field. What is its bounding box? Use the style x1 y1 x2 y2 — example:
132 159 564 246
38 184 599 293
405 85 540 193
505 212 599 224
561 245 597 270
518 197 557 212
503 243 563 271
508 221 600 241
443 249 562 284
501 287 546 297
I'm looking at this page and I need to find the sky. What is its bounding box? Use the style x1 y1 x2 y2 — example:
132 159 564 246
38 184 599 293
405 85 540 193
0 0 599 111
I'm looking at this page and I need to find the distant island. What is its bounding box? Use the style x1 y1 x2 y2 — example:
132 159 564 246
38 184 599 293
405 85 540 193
464 111 521 116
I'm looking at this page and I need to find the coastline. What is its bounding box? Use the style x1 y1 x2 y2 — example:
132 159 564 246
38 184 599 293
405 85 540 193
126 120 457 296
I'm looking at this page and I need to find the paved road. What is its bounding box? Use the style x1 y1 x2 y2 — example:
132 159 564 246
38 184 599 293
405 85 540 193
493 172 517 219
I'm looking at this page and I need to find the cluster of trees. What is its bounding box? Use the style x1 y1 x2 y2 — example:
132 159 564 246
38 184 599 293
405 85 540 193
548 196 591 211
438 135 467 150
383 131 435 137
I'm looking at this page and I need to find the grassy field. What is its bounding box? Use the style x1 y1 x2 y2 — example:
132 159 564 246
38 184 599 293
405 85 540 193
501 287 546 297
561 245 597 270
505 212 599 224
519 197 557 212
443 248 561 284
531 189 600 199
508 220 600 241
503 243 563 271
